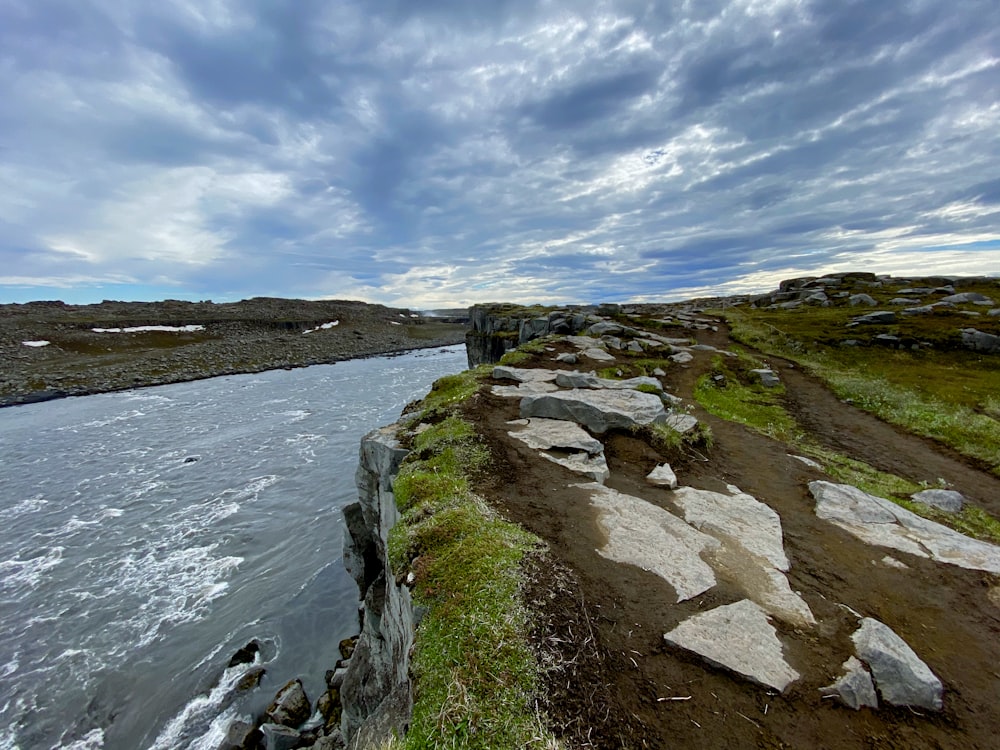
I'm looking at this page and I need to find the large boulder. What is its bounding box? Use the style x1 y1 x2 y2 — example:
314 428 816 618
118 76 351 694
266 679 311 727
848 294 878 307
554 371 662 392
492 366 559 383
940 292 994 306
851 618 943 711
663 600 800 692
520 389 667 434
848 311 895 325
507 418 609 482
961 328 1000 354
910 489 965 513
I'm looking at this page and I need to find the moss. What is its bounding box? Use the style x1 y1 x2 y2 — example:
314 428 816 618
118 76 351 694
635 383 661 395
498 350 531 366
418 370 484 420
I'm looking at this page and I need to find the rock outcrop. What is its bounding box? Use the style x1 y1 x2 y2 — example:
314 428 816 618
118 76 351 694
465 304 592 367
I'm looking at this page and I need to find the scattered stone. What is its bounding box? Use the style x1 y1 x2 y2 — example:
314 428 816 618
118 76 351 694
961 328 1000 354
603 336 623 350
555 352 578 364
849 311 896 325
663 600 800 692
663 413 699 434
873 334 901 347
809 481 1000 573
267 679 311 727
553 371 662 392
940 292 994 306
507 418 609 482
490 381 559 398
492 366 558 383
820 656 879 710
749 368 780 387
789 454 822 470
901 305 935 316
881 556 909 570
805 292 829 305
646 463 678 489
851 617 943 711
988 309 1000 317
582 347 616 361
910 489 965 513
520 389 667 434
890 297 922 305
228 639 262 668
652 367 666 376
627 340 644 353
578 483 719 601
588 321 624 336
339 636 358 661
669 351 694 364
849 294 878 307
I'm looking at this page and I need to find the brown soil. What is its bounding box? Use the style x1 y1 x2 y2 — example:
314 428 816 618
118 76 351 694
463 321 1000 749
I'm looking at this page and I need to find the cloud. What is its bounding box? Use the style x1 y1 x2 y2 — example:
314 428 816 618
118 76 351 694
1 0 998 306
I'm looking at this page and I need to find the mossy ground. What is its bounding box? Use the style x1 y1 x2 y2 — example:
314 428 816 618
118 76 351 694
388 376 559 749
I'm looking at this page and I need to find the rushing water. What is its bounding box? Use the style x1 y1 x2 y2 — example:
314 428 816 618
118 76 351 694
0 345 467 750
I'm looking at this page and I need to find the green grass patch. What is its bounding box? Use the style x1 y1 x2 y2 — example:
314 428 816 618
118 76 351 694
498 349 531 366
386 406 556 748
693 367 797 444
417 370 485 420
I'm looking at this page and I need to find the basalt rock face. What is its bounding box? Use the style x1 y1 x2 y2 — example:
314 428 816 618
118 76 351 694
465 304 593 367
340 424 414 748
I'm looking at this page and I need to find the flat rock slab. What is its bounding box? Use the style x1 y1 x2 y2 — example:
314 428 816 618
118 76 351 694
520 389 667 434
492 366 559 383
820 656 879 710
852 617 943 711
663 600 800 692
582 347 616 361
664 413 699 434
491 381 558 398
577 483 719 602
554 371 662 392
810 481 1000 573
507 418 609 482
673 487 814 627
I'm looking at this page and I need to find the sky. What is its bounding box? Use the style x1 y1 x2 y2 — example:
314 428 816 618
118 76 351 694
1 0 998 309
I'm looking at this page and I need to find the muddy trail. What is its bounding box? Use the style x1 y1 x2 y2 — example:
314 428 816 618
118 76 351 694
463 317 1000 749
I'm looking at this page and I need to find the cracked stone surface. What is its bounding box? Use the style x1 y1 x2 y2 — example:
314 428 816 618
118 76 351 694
576 483 719 602
820 656 879 710
810 481 1000 573
520 389 667 434
507 418 609 483
663 600 801 692
851 617 943 711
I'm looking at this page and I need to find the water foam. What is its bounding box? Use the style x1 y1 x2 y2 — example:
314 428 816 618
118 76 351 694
0 547 64 593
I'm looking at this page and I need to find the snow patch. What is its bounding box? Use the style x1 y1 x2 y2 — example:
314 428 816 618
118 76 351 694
21 340 50 347
91 325 204 333
302 321 339 334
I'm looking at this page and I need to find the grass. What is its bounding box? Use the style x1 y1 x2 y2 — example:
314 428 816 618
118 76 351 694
416 369 490 420
691 344 1000 542
722 305 1000 476
386 387 558 749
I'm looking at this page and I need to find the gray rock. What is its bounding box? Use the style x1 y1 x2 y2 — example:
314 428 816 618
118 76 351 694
260 723 302 750
890 297 922 305
520 389 667 434
852 617 943 711
582 347 616 361
490 381 559 398
492 366 558 383
507 418 609 482
673 487 814 627
901 305 935 316
789 454 822 470
267 679 311 727
652 367 666 376
646 463 678 489
961 328 1000 354
809 481 1000 573
988 308 1000 317
882 556 909 570
940 292 994 306
553 371 661 392
849 294 878 307
310 731 345 750
749 368 780 387
602 335 623 350
849 311 895 325
578 483 719 601
820 656 879 710
910 489 965 512
555 352 578 364
588 321 624 336
873 334 901 347
663 413 699 434
669 351 694 364
805 292 829 305
627 340 644 353
663 600 800 692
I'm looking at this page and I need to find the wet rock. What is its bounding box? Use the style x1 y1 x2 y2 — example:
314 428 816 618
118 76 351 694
308 731 345 749
852 617 943 711
520 389 667 434
235 666 266 692
820 656 878 710
228 639 262 668
645 463 678 489
810 481 1000 573
221 718 257 750
577 482 719 602
267 679 311 727
663 600 800 692
317 687 342 730
260 722 301 750
910 489 965 513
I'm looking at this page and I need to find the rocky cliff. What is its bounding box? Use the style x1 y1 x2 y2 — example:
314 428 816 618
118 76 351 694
340 425 415 749
464 304 593 367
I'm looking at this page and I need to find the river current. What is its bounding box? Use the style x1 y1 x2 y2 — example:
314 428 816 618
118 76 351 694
0 345 467 750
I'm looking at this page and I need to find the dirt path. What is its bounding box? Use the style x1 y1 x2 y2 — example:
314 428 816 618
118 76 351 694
466 320 1000 749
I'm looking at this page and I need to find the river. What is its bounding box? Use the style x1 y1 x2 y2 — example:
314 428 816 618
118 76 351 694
0 345 467 750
